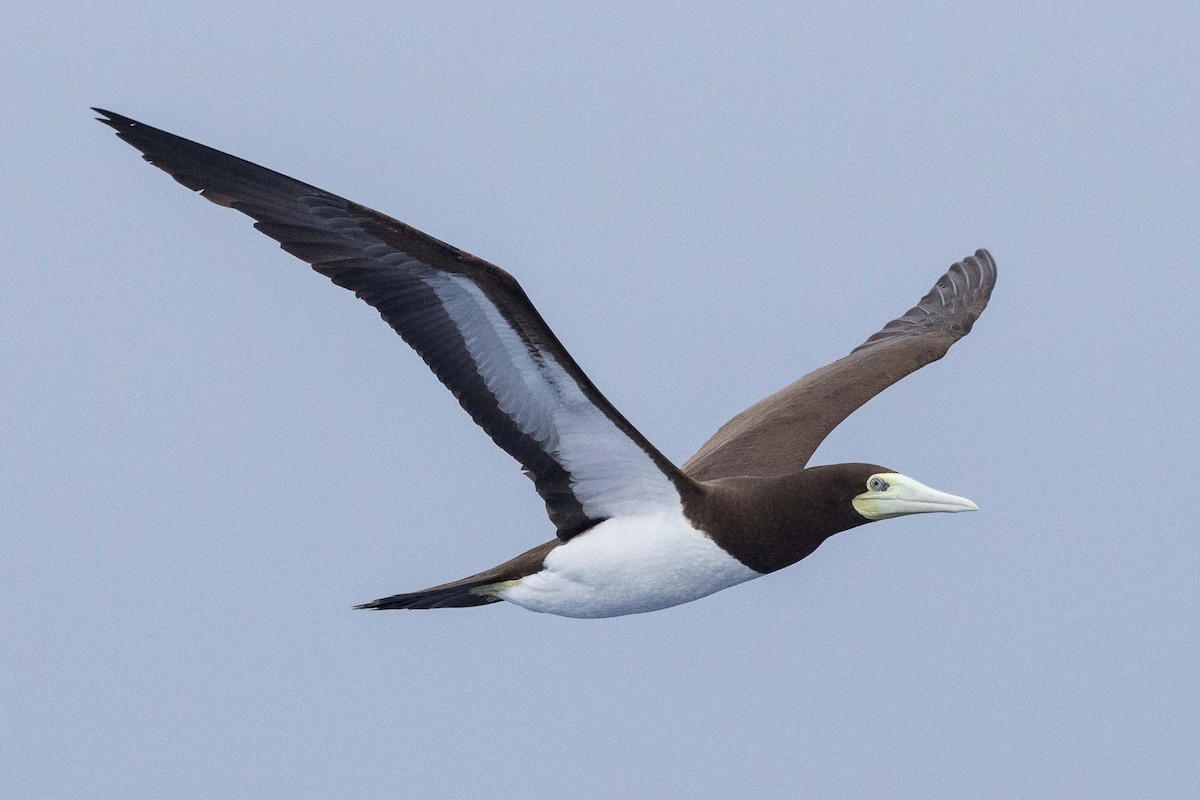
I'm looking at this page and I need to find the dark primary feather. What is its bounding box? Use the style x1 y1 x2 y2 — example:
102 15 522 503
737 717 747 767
683 250 996 482
852 251 995 354
94 109 693 540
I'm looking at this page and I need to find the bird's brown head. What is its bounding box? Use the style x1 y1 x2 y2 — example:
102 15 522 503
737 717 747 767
795 463 978 535
693 463 978 574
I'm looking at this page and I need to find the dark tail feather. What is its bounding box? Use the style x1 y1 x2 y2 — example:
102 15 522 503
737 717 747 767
357 539 560 611
356 578 507 610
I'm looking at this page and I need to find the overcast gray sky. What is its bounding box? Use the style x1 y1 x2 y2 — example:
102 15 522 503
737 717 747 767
4 2 1198 797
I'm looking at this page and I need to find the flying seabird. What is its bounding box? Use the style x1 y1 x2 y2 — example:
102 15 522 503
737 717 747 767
95 109 995 619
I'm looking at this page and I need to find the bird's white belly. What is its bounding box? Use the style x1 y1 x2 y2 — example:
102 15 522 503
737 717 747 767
496 510 762 618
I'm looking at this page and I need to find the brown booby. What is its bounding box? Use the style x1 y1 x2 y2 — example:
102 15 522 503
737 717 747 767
96 109 995 618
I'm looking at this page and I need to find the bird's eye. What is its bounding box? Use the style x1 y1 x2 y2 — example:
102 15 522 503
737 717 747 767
867 477 889 492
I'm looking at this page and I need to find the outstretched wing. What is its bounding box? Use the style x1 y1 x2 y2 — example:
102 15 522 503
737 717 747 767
683 250 996 481
96 109 694 539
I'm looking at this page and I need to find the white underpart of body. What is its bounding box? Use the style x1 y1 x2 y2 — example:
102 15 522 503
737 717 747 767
497 509 763 618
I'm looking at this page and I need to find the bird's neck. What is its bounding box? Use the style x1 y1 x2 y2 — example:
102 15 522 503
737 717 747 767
685 473 870 574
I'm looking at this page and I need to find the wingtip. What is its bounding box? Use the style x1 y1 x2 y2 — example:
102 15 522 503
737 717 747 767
948 248 997 298
92 107 133 130
970 248 998 292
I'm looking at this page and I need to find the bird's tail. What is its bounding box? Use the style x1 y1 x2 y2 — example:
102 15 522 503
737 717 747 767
355 538 559 611
355 576 511 610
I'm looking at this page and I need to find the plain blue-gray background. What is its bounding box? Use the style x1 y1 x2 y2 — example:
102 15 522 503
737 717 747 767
4 2 1197 797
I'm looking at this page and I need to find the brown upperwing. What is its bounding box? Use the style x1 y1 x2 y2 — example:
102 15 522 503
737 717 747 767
683 250 996 482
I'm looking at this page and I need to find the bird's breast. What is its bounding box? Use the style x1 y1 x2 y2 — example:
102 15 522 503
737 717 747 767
496 510 762 618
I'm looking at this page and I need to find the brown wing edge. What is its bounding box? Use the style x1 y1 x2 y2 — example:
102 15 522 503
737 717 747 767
682 249 996 482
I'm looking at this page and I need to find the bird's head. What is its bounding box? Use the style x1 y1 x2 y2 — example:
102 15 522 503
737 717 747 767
697 464 980 574
841 464 978 521
792 464 978 535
